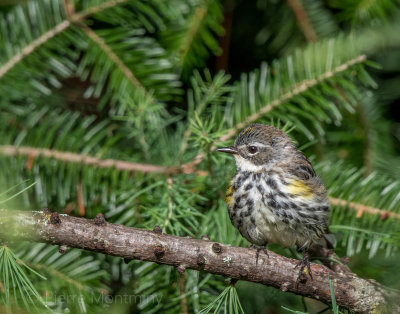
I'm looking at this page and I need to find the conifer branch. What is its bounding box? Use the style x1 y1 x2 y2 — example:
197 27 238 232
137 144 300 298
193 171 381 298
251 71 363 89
80 24 148 93
1 209 398 314
218 54 367 143
0 145 176 174
178 6 208 66
329 197 400 220
0 0 128 79
0 20 71 79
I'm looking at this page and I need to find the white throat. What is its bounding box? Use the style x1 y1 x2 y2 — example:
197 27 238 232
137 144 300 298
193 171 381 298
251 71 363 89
234 155 265 172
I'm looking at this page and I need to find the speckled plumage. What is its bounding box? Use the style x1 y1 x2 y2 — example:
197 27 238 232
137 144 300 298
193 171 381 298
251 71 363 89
220 124 330 252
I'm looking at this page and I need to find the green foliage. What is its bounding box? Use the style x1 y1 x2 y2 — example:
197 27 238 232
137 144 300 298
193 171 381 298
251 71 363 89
0 0 400 313
16 243 109 313
198 284 244 314
223 35 373 140
329 0 400 25
302 0 339 38
329 276 339 314
159 0 224 78
317 160 400 258
0 245 47 310
0 0 75 101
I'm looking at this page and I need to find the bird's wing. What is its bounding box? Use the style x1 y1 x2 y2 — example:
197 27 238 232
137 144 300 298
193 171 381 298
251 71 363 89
288 153 316 181
284 151 329 196
284 153 330 232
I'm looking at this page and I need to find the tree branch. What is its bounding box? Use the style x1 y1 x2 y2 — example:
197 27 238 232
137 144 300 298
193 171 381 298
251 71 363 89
1 209 398 313
0 145 177 174
0 20 71 79
329 196 400 220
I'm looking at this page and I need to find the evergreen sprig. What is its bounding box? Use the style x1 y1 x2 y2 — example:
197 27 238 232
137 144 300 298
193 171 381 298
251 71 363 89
0 245 47 310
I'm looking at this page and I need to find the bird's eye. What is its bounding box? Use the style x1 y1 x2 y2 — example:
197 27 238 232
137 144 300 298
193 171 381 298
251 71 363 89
248 146 258 154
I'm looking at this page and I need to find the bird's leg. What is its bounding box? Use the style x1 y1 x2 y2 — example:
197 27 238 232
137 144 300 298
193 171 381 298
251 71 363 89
295 251 313 282
250 244 269 265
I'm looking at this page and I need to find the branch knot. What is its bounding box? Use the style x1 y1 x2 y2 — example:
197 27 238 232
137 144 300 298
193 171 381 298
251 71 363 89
50 212 61 224
154 244 166 259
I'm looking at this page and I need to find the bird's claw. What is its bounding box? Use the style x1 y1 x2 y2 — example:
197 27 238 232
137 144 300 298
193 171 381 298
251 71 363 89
250 244 269 265
295 252 313 283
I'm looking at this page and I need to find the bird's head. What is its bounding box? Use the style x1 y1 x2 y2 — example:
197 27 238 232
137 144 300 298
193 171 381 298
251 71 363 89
217 124 294 171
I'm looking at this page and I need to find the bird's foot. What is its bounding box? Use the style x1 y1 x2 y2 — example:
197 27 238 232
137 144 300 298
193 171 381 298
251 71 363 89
295 252 313 283
250 244 269 265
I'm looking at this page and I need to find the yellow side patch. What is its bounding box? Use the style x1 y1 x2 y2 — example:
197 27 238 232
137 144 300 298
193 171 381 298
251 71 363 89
287 179 314 199
225 180 234 205
225 195 233 205
242 126 254 135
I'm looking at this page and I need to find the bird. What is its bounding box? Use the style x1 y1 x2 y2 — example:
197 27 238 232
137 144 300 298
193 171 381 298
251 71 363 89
216 123 330 280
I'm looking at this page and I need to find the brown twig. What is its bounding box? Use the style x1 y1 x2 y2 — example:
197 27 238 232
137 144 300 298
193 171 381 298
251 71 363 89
77 176 85 216
0 209 397 313
25 152 34 171
178 274 188 314
286 0 318 42
0 145 177 174
216 0 234 72
329 197 400 220
62 0 75 18
163 178 174 232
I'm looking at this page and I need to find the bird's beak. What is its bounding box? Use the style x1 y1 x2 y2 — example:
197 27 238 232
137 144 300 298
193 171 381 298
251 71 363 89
216 146 238 155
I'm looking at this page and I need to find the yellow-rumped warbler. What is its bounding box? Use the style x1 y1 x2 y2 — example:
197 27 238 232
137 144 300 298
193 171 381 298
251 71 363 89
217 124 330 279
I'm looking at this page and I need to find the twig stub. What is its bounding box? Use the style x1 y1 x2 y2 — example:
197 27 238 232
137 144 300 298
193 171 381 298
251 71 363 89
94 213 106 225
153 225 162 234
212 242 222 254
50 212 61 224
154 244 166 259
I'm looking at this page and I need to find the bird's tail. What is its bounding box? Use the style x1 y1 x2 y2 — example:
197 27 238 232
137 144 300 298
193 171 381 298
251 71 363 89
322 233 336 249
310 232 351 274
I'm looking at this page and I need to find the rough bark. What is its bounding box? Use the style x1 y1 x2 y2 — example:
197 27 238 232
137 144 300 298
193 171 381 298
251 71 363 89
0 209 398 313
